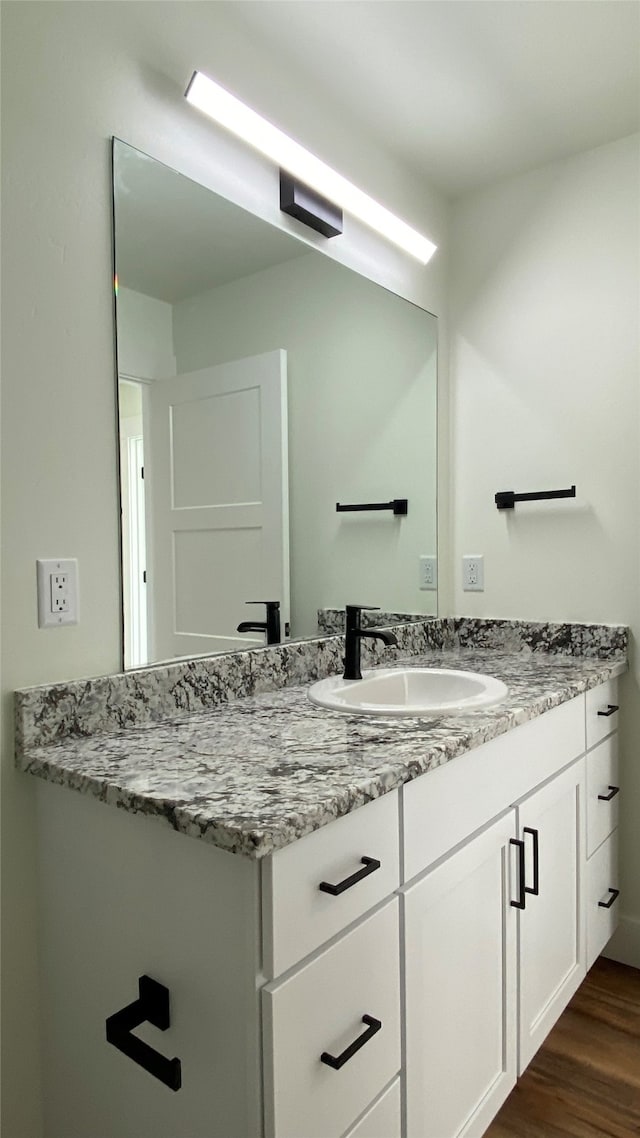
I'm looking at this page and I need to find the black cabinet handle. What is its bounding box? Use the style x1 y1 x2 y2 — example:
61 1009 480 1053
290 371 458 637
523 827 540 896
320 1015 382 1069
597 704 619 717
598 785 620 802
510 838 526 909
598 888 620 909
319 856 381 896
106 976 181 1092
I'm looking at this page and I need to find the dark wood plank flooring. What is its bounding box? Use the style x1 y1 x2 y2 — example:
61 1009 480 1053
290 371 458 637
486 957 640 1137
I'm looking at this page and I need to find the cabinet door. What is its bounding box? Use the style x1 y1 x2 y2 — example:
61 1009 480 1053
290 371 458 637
343 1080 401 1138
517 758 586 1072
404 811 517 1138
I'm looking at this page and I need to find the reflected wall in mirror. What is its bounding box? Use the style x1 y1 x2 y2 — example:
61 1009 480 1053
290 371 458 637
113 139 438 669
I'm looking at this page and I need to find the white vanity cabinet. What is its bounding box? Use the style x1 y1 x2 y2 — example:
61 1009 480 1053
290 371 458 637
584 680 621 968
33 680 621 1138
35 784 402 1138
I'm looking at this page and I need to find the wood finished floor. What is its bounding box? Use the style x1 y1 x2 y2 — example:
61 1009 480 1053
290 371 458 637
485 957 640 1137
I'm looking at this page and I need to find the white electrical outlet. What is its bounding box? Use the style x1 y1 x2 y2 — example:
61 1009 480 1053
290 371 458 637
419 555 437 590
462 554 484 591
37 559 79 627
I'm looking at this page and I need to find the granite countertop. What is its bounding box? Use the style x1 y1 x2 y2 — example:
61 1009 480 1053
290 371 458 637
16 641 625 858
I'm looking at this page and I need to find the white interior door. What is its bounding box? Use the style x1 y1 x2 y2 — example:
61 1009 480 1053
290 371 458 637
145 350 289 661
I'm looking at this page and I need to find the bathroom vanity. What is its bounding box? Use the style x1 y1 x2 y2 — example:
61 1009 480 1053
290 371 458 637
16 619 624 1138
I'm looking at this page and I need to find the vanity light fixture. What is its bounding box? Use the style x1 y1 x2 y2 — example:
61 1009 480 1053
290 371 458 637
184 71 437 264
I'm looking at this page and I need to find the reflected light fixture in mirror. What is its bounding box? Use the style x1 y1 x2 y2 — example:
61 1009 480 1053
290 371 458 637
184 71 437 264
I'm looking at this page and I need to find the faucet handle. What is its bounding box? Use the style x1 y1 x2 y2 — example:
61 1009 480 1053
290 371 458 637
246 600 280 608
344 604 380 633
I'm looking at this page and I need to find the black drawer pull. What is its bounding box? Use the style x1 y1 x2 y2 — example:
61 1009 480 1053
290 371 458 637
597 704 619 717
598 888 620 909
106 976 181 1091
523 827 540 896
319 856 381 896
598 785 620 802
320 1015 382 1069
510 838 526 909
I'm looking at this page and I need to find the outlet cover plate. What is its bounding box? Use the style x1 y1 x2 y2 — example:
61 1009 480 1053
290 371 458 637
462 554 484 592
37 558 79 627
419 555 438 591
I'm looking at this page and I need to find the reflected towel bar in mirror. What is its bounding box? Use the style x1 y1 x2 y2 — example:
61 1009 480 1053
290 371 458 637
336 498 408 516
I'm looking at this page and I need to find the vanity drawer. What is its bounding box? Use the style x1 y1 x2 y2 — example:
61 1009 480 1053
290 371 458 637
263 791 399 977
262 899 401 1138
586 734 620 858
403 696 584 881
343 1079 401 1138
586 830 620 970
586 679 619 750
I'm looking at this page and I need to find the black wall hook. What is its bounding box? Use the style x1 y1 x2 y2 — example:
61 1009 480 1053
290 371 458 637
106 975 182 1092
495 485 576 510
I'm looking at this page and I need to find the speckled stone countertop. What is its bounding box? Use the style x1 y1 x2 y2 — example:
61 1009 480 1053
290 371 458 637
16 624 626 859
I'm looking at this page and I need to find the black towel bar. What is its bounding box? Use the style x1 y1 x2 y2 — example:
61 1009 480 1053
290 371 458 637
336 498 408 516
495 485 576 510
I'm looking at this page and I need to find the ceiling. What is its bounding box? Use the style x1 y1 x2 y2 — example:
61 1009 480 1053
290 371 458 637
224 0 640 198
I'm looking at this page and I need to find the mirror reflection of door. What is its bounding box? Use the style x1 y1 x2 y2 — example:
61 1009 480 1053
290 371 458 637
145 351 289 663
119 379 147 667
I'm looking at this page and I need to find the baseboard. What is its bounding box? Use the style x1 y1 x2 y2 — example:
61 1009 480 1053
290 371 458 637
602 915 640 969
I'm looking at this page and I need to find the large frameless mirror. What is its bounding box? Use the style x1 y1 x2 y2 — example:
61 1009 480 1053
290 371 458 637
113 139 438 668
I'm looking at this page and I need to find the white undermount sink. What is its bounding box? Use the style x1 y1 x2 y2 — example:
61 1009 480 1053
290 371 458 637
308 667 508 718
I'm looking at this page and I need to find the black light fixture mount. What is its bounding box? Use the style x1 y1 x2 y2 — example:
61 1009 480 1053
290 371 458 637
280 171 343 238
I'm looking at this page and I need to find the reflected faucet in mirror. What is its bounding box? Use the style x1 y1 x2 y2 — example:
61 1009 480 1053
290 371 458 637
237 601 281 646
343 605 398 681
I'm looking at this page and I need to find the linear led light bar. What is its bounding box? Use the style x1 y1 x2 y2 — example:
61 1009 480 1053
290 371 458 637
185 71 437 264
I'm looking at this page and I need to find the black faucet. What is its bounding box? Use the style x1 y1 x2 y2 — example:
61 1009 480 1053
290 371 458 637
343 605 398 681
237 600 281 645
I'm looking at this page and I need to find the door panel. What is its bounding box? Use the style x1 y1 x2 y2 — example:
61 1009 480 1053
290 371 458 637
145 350 289 660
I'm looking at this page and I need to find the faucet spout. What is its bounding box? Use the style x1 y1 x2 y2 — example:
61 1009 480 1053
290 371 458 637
236 621 266 634
237 600 281 645
360 628 398 648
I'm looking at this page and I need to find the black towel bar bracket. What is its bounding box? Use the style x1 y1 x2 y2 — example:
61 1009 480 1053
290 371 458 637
495 485 576 511
336 498 408 516
106 975 182 1092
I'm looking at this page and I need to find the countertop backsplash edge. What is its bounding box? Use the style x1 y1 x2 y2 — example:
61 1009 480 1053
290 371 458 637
15 617 628 754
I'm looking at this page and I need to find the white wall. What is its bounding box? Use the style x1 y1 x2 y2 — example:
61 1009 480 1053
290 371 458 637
0 3 448 1133
449 133 640 961
117 288 176 380
172 254 438 636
